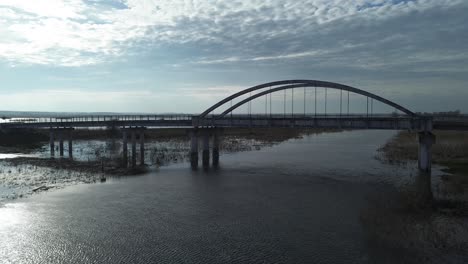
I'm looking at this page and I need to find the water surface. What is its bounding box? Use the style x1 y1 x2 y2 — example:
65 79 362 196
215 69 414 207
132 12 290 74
0 131 439 263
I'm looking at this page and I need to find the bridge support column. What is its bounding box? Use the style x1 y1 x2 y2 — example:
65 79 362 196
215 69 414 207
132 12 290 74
190 130 199 170
68 129 73 159
140 129 145 166
418 132 435 173
131 130 137 168
122 130 128 168
50 130 55 157
202 131 210 169
59 131 64 157
212 130 220 167
417 131 436 205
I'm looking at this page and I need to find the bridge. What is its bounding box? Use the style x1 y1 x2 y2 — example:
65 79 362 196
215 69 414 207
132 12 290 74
1 80 467 175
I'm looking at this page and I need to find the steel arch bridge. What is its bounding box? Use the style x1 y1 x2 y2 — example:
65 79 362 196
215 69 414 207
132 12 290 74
4 79 466 131
193 80 431 130
2 79 467 174
199 80 416 119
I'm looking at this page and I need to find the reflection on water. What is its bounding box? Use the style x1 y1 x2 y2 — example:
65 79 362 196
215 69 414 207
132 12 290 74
0 137 267 201
29 138 266 164
0 153 37 159
0 131 453 263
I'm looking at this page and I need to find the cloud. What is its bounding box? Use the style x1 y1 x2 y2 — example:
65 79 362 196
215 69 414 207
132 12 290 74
0 89 161 111
0 0 467 69
179 85 245 100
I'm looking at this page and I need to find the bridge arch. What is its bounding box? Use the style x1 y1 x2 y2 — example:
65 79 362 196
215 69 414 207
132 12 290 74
199 80 416 118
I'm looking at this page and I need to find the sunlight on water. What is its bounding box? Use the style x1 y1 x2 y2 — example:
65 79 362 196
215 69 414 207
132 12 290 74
0 131 461 263
0 203 29 227
0 153 37 159
0 203 36 264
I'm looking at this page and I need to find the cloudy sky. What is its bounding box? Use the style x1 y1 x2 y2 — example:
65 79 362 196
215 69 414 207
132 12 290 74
0 0 467 113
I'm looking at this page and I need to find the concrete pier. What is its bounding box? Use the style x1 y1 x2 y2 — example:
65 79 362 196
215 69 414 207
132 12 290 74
140 130 145 165
59 131 64 157
131 131 137 168
417 131 436 205
418 132 436 173
190 130 199 169
49 130 55 157
212 130 220 167
122 130 128 168
68 130 73 159
202 131 210 169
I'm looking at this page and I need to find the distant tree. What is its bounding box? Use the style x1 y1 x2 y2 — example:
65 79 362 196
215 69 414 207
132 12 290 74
434 110 461 116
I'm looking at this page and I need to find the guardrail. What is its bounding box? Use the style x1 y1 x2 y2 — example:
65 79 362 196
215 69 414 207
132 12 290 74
0 115 194 124
201 113 416 119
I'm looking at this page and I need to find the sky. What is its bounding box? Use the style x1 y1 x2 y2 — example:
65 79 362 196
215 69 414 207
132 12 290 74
0 0 467 114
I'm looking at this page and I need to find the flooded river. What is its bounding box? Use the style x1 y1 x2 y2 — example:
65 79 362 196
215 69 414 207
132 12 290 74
0 131 456 263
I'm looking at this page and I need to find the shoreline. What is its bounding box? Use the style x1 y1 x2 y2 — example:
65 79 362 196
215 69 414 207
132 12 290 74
378 130 468 202
360 130 468 260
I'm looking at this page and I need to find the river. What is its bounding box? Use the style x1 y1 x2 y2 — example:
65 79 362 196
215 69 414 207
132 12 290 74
0 130 451 263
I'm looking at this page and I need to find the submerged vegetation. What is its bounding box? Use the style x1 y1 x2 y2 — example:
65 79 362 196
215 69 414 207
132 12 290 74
0 127 341 202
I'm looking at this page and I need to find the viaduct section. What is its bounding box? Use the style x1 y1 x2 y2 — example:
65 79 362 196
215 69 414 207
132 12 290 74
1 80 467 177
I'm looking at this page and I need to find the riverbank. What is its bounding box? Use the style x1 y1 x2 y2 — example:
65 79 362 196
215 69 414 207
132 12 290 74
379 130 468 201
364 130 468 262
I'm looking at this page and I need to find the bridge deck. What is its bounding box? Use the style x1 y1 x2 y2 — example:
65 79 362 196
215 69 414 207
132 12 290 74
0 114 467 131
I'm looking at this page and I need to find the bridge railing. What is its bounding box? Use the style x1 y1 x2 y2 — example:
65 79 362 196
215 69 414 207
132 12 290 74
195 113 414 123
193 113 421 127
431 114 468 122
203 113 411 119
0 114 195 125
